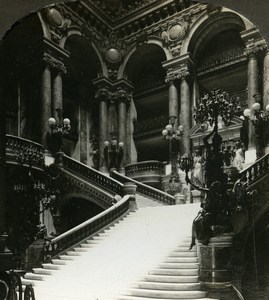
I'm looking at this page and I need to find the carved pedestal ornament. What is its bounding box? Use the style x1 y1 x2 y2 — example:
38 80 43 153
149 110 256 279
99 31 126 80
45 7 72 44
161 18 190 56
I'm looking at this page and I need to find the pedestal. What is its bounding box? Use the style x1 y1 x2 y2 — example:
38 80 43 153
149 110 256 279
198 233 239 300
174 193 186 204
24 239 45 271
123 182 137 211
191 190 203 203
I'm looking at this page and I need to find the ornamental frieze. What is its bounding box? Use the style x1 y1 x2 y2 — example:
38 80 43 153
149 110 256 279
165 64 190 83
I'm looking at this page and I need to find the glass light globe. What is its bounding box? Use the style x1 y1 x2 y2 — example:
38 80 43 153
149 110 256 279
239 115 245 121
165 124 173 131
243 108 251 117
48 117 56 127
266 104 269 112
178 125 184 132
63 118 71 125
118 142 124 148
252 102 261 111
111 139 117 146
104 141 109 147
162 129 168 136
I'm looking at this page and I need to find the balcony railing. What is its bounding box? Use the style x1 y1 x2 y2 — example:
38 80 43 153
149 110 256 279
6 135 44 169
240 153 269 189
112 171 175 205
62 155 124 196
134 114 168 134
125 160 165 177
45 195 131 258
197 46 246 74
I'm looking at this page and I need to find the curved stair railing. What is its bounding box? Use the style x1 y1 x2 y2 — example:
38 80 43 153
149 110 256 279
240 153 269 189
111 171 175 205
61 169 117 209
62 155 124 196
45 195 131 259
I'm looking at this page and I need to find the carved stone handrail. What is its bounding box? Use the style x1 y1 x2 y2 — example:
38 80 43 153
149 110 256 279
240 153 269 188
62 155 124 196
112 171 175 205
6 134 44 169
62 169 116 209
125 160 166 177
46 196 131 258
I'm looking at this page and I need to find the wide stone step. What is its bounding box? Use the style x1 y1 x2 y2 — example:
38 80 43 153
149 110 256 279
125 288 207 299
119 296 218 300
21 279 37 286
32 268 57 275
80 243 95 248
170 252 197 257
149 269 198 276
51 259 68 265
42 263 62 270
24 273 46 281
73 247 89 252
135 282 201 291
164 257 198 263
158 263 199 269
58 255 75 260
66 251 82 256
144 275 199 283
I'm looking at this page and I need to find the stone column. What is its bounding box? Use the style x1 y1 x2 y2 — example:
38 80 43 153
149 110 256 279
167 78 179 127
117 90 129 173
96 89 109 173
180 74 191 155
263 49 269 153
52 68 64 118
245 51 259 163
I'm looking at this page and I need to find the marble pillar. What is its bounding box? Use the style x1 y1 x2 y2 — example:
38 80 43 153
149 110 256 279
98 92 109 173
118 97 127 173
245 52 259 163
52 70 63 118
168 80 179 126
40 64 52 149
263 49 269 153
180 76 191 155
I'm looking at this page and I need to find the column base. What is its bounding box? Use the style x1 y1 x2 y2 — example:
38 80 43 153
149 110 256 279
201 282 240 300
44 150 55 166
174 193 186 204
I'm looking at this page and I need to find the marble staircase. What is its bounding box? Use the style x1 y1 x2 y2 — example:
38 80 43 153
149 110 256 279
20 196 217 300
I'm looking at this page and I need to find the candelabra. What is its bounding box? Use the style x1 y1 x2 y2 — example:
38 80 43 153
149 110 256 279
104 133 124 172
242 98 269 159
194 89 241 129
48 108 71 153
161 117 184 195
179 154 194 175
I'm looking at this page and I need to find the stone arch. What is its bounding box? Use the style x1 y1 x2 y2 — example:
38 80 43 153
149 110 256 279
182 10 247 56
118 37 170 80
60 193 107 210
60 28 107 77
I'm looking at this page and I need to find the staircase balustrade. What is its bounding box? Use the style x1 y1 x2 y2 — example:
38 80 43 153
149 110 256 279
44 196 131 259
62 169 116 209
6 135 44 169
240 153 269 188
62 155 124 196
112 171 175 205
125 160 165 177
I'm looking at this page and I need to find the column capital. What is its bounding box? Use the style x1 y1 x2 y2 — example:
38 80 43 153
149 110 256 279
163 53 195 83
42 37 69 72
241 28 268 57
95 87 111 102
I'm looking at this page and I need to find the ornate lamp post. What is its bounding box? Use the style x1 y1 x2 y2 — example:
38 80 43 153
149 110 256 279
243 99 269 159
48 108 71 154
104 133 124 172
161 116 183 195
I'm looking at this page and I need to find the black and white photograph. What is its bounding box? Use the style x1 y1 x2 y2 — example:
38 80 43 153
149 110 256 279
0 1 269 299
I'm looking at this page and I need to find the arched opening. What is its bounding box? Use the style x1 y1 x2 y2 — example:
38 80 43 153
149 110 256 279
63 35 101 164
59 197 103 233
189 14 247 103
1 13 43 141
125 43 168 162
242 212 269 299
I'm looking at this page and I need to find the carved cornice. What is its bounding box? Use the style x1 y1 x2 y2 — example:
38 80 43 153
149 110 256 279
163 53 195 83
241 28 268 57
42 38 70 73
